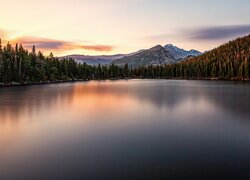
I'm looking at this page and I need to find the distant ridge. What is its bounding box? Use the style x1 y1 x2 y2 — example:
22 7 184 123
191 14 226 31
111 44 202 67
164 44 202 60
61 54 124 66
62 44 202 67
112 45 177 67
62 49 145 66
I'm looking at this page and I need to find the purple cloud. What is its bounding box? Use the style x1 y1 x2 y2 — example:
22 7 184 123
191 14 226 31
15 37 68 49
10 36 114 52
189 25 250 40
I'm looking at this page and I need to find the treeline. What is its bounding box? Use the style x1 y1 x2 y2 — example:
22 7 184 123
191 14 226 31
0 39 131 84
168 34 250 80
0 34 250 84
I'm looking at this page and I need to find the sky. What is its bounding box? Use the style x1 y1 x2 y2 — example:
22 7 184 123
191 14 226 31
0 0 250 56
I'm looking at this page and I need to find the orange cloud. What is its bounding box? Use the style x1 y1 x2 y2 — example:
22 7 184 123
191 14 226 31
11 36 71 50
2 35 114 53
79 45 113 52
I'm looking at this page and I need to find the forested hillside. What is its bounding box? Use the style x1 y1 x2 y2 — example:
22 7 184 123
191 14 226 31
0 34 249 85
174 34 250 79
131 34 250 80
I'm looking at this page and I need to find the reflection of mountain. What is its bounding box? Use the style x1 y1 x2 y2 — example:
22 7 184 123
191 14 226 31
68 80 250 119
1 80 250 180
77 80 250 119
0 80 250 126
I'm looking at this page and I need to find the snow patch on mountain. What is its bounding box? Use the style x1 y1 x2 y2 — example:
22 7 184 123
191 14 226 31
164 44 202 60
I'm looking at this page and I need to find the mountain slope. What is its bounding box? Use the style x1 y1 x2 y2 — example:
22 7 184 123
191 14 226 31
128 34 250 80
164 44 202 60
62 54 124 65
63 45 202 67
112 45 176 67
62 49 145 66
175 34 250 79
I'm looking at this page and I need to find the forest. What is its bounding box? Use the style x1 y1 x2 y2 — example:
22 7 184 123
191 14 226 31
0 34 249 85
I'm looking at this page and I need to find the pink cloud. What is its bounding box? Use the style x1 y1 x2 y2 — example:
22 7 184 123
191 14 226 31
1 34 114 53
79 45 113 52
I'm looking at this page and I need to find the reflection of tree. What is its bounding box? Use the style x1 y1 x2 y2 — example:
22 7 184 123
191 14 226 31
201 82 250 118
86 80 250 119
100 80 204 109
0 84 75 125
0 80 250 127
126 80 250 118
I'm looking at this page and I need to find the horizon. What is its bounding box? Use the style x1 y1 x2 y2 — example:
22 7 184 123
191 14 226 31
1 0 250 56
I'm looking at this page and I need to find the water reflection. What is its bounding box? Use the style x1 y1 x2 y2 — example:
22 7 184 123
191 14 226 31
1 80 250 126
0 84 74 123
0 80 250 179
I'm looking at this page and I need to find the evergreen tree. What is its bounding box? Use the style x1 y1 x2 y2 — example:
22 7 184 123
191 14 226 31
0 34 249 84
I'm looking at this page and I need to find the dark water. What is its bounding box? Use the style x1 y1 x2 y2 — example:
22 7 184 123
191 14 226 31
0 80 250 179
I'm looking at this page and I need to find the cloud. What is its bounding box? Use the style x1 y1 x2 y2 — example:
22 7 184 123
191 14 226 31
187 25 250 41
9 36 114 52
12 37 70 50
143 24 250 44
80 45 113 52
143 33 173 41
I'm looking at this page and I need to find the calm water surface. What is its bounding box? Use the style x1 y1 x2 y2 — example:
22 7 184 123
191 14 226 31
0 80 250 179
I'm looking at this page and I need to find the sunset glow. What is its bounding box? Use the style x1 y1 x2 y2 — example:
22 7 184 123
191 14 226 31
1 0 250 56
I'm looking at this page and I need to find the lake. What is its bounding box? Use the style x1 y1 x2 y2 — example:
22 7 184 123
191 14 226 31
0 80 250 179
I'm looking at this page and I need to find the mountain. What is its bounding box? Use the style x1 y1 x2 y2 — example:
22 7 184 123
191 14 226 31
62 49 145 66
112 45 176 67
164 44 202 60
62 54 125 66
62 45 201 67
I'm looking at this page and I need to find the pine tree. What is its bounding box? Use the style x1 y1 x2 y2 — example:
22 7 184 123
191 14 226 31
32 45 36 55
0 39 3 82
31 45 37 67
0 38 2 53
49 52 54 59
124 63 129 77
244 57 249 79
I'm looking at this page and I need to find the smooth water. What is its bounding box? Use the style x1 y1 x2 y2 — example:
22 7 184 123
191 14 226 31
0 80 250 179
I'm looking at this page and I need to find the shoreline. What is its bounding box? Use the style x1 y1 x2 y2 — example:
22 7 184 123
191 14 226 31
0 80 88 88
0 77 249 88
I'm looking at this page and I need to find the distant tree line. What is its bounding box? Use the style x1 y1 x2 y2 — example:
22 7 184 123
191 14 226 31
0 35 249 84
0 39 132 84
